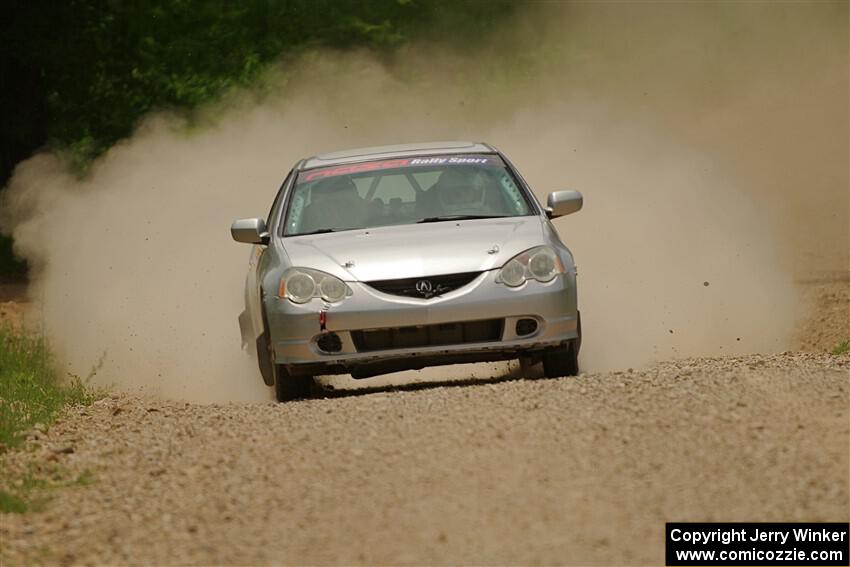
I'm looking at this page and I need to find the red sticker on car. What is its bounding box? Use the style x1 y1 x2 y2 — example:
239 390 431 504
302 158 413 182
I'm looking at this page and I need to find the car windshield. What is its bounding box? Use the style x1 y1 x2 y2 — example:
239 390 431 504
282 154 533 236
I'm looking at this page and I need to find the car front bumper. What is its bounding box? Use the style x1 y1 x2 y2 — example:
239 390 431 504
265 270 579 373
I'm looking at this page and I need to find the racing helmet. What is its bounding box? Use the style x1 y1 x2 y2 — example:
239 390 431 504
310 176 359 203
435 167 487 214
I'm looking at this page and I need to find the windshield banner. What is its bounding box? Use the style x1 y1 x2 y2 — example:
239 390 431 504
301 154 503 182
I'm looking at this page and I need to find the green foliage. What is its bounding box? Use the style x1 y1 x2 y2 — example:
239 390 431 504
1 1 515 273
0 473 51 514
5 0 516 172
0 468 94 514
0 322 102 513
0 322 100 451
0 489 28 514
831 340 850 356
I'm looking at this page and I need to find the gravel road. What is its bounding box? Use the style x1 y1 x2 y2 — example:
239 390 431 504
2 351 847 565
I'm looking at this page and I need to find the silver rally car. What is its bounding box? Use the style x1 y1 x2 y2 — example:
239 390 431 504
232 141 583 401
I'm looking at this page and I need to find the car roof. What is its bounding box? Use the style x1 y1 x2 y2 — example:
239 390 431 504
300 141 496 170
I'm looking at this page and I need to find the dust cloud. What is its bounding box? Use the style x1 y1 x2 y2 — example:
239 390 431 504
1 2 847 400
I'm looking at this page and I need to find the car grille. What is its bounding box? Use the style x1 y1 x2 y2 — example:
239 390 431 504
365 271 481 299
351 319 504 352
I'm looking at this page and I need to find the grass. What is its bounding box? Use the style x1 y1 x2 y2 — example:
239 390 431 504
0 322 98 449
0 321 102 513
832 340 850 356
0 468 95 514
0 473 50 514
0 489 28 513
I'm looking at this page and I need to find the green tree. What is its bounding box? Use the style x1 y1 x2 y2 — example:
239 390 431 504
0 0 515 277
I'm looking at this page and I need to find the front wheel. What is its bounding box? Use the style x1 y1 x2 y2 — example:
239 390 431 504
273 365 314 402
542 341 579 378
259 307 314 401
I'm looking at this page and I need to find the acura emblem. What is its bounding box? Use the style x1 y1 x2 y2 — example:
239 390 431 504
415 279 434 297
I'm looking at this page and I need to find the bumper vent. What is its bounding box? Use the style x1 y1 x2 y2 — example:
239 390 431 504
316 332 342 353
351 319 504 352
365 271 481 299
515 318 538 336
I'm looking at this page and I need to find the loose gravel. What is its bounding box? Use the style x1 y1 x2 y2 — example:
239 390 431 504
795 279 850 353
1 352 847 566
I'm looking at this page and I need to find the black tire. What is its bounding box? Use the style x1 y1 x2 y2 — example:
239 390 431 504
273 364 314 402
259 302 314 401
256 329 275 386
542 341 579 378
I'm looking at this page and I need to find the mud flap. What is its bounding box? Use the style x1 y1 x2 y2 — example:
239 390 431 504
238 309 251 349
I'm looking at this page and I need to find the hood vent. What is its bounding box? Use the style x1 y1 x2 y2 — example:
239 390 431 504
365 271 481 299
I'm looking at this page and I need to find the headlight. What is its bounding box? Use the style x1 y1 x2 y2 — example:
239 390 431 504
496 246 565 287
319 276 348 303
528 248 558 281
278 268 352 303
286 272 316 303
500 259 526 287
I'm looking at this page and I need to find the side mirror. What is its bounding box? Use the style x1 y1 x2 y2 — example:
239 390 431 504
545 190 583 219
231 218 269 245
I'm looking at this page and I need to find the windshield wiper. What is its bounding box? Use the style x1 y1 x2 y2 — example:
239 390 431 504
291 227 356 236
415 214 509 224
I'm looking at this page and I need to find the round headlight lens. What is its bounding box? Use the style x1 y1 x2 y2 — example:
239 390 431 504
500 259 526 287
286 272 316 303
528 249 557 281
319 276 347 302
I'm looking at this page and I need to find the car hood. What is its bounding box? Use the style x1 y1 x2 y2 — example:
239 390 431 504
280 217 545 281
